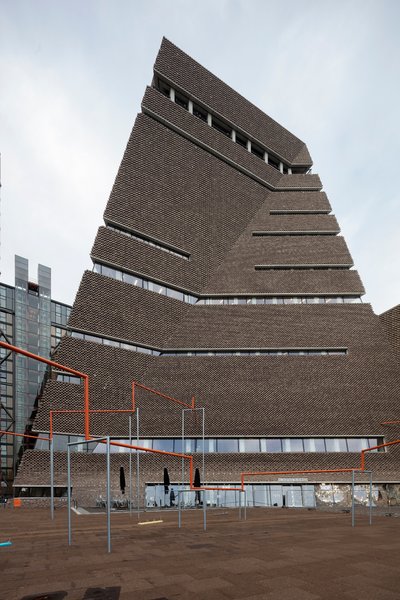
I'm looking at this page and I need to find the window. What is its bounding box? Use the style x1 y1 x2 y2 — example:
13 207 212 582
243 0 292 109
347 438 368 452
282 439 304 452
159 81 171 97
211 116 231 137
193 103 207 122
268 155 280 170
174 92 188 110
93 262 198 305
167 288 184 301
102 266 116 279
152 439 174 452
235 133 247 148
196 439 216 453
217 439 239 453
263 439 282 453
56 374 81 385
251 143 264 160
325 438 348 452
304 438 326 452
239 439 260 453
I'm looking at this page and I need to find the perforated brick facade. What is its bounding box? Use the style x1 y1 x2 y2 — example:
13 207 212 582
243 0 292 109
15 38 400 505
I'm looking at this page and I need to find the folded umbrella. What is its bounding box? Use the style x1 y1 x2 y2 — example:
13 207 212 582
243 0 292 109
163 467 170 494
120 466 126 495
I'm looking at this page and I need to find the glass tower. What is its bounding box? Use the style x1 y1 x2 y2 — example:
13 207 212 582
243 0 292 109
0 256 71 491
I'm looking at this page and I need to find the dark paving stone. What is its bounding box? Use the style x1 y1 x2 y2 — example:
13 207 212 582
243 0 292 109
2 508 400 600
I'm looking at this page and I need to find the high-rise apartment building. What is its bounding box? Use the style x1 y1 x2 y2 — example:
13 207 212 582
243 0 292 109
14 39 400 507
0 256 71 492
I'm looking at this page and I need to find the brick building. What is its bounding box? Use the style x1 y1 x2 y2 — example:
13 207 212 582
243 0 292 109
14 39 400 508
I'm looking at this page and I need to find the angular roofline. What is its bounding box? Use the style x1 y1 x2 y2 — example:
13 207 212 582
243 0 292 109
155 37 312 167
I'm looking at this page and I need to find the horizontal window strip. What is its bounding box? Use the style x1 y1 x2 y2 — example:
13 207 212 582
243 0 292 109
161 348 348 357
255 264 353 271
36 434 384 454
106 223 190 260
197 296 362 305
69 330 160 356
93 262 198 304
67 332 347 358
55 373 81 385
269 210 331 215
156 78 309 176
252 231 340 236
93 263 361 306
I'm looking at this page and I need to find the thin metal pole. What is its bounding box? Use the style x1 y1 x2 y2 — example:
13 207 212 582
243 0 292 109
50 438 54 520
106 437 111 553
203 489 207 531
369 472 373 526
202 408 205 486
67 446 71 546
244 490 247 521
351 471 355 528
136 408 140 518
129 416 132 517
178 491 182 528
239 488 242 520
181 409 185 509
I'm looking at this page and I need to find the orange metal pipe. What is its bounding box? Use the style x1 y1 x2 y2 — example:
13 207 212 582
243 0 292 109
0 340 85 378
360 438 400 470
83 376 90 440
132 380 194 411
49 409 136 440
101 439 190 460
0 430 49 442
0 340 90 441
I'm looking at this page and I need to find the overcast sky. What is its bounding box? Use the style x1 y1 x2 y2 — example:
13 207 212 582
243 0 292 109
1 0 399 313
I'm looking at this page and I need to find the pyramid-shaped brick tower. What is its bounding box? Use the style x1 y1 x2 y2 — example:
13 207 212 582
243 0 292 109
16 39 400 508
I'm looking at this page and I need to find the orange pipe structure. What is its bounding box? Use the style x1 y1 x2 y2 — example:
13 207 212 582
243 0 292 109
0 340 91 440
49 409 137 440
48 385 400 494
132 381 195 412
6 340 400 497
360 438 400 470
0 430 49 442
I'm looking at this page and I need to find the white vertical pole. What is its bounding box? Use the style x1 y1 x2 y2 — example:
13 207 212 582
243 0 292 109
106 437 111 553
203 490 207 531
247 140 251 153
231 129 236 142
188 100 193 114
169 87 175 102
67 446 71 546
351 471 355 527
202 409 205 487
129 416 132 517
369 472 373 526
182 410 185 509
207 113 212 127
136 408 140 518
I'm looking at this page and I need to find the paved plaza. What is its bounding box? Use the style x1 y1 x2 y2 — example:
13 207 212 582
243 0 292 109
1 507 400 600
